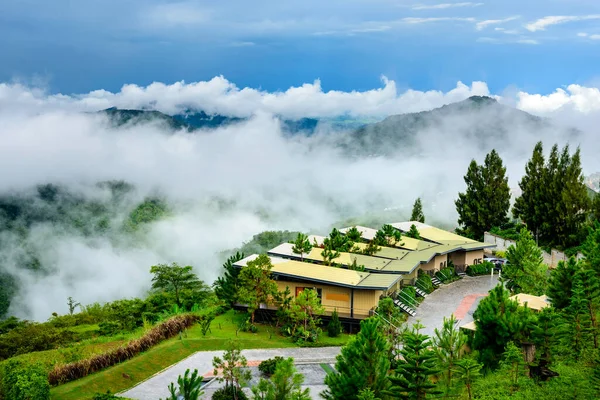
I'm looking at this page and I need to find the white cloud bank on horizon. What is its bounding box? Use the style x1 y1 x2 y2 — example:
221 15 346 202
1 76 600 121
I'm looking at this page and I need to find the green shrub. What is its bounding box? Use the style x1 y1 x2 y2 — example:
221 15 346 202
92 391 121 400
466 261 493 276
415 275 434 293
0 323 74 360
327 309 342 337
398 286 417 308
258 356 285 376
436 267 458 283
211 385 249 400
1 360 50 400
238 318 258 333
97 321 120 336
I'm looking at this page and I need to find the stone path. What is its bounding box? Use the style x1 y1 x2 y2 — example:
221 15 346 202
407 274 499 336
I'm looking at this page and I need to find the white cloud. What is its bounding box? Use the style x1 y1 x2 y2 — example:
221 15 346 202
476 16 520 31
525 15 600 32
411 2 483 10
516 39 539 45
495 27 519 35
591 34 600 40
579 32 600 40
0 77 492 119
578 32 588 37
403 17 476 24
518 84 600 114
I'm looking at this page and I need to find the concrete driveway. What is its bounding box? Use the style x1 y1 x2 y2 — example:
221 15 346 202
120 347 340 400
407 274 499 337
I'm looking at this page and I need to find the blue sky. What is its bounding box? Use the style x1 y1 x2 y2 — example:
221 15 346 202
1 0 600 95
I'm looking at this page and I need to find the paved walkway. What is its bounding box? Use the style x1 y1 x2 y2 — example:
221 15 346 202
407 274 499 337
120 347 341 400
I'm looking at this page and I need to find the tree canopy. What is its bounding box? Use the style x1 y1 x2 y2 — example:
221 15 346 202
513 142 590 249
503 228 548 295
410 198 425 223
455 149 511 240
236 254 278 323
149 262 206 307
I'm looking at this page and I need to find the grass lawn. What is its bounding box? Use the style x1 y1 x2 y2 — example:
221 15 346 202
50 311 350 400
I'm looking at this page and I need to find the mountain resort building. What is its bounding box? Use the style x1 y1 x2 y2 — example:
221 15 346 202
234 221 495 325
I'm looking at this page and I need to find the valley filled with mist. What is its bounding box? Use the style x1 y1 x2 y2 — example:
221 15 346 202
1 79 599 321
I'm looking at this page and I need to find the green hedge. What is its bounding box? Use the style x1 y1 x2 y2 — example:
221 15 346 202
466 261 493 276
435 267 458 283
415 275 434 293
398 287 417 308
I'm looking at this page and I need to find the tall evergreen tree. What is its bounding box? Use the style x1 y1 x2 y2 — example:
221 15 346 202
214 252 245 308
385 322 441 400
411 198 425 223
504 228 548 295
531 307 559 365
547 257 580 309
432 315 467 398
472 285 535 368
559 275 592 360
322 318 391 400
592 194 600 222
514 142 590 249
513 142 546 241
455 149 511 240
576 268 600 349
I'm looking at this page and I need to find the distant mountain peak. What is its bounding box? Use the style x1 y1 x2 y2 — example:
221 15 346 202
465 95 497 104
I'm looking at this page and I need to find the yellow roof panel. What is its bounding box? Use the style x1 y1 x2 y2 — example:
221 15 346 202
270 259 400 289
509 294 550 311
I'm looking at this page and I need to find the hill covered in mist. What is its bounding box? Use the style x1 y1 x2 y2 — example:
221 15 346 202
339 96 581 156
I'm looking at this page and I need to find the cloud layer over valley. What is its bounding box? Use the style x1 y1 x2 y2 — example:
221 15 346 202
2 76 600 320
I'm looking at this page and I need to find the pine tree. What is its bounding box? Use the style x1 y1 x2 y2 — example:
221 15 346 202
453 358 481 400
514 142 590 249
547 257 580 309
345 226 363 242
559 275 592 360
582 223 600 276
214 252 245 308
472 285 534 368
251 357 311 400
592 194 600 223
406 224 421 240
411 198 425 223
292 233 312 261
385 322 441 400
504 228 548 295
432 315 468 398
327 309 342 338
500 341 525 392
455 149 510 240
212 341 252 399
531 307 558 364
577 268 600 349
322 318 391 400
513 142 546 242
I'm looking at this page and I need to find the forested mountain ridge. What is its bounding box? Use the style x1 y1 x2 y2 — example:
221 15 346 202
341 96 580 156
